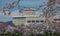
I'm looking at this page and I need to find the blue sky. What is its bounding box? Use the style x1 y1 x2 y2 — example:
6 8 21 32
0 0 47 11
0 0 47 22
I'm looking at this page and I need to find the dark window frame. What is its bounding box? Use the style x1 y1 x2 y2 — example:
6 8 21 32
54 19 60 21
32 20 35 23
27 20 31 23
36 20 39 23
40 20 44 23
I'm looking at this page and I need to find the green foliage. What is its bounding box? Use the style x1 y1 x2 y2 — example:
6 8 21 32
0 34 59 36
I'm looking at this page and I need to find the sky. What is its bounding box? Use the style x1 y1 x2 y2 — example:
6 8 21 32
0 0 47 22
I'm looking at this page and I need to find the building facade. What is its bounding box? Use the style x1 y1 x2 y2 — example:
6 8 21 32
12 8 60 25
12 8 46 25
53 15 60 22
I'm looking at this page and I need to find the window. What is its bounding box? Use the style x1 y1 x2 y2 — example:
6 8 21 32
36 20 39 23
40 20 44 22
32 20 35 23
54 19 60 21
27 20 31 23
13 17 26 19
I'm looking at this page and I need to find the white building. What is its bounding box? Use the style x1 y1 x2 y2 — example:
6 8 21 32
12 8 60 25
53 15 60 22
12 8 46 25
